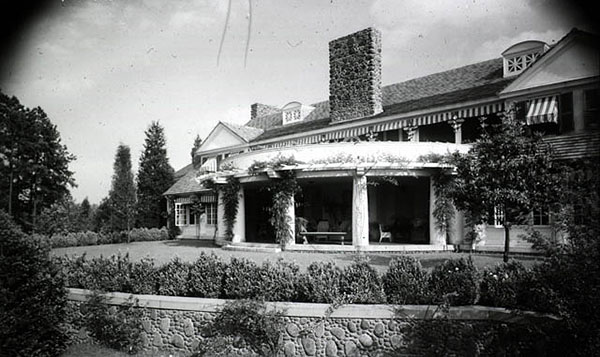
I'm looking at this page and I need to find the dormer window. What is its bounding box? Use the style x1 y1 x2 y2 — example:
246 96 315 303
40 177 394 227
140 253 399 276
502 40 549 77
281 101 315 125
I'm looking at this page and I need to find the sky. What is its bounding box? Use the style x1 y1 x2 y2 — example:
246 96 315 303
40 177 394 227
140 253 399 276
0 0 597 204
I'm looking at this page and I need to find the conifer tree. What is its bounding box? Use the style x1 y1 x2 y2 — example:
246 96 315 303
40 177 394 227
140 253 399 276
191 134 202 161
136 121 174 228
109 144 137 232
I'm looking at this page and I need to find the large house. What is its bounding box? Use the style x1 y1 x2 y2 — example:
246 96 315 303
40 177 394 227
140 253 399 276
164 27 599 252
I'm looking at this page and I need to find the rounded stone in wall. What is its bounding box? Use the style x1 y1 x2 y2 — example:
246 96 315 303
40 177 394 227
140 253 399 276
360 320 370 330
283 341 296 357
330 327 345 340
152 331 163 347
314 322 324 338
191 338 200 351
390 334 403 349
183 318 195 337
347 321 357 333
140 332 149 347
358 333 373 347
387 321 397 331
141 319 152 333
302 337 316 356
171 334 185 348
286 323 300 337
374 323 385 337
160 317 170 333
345 340 359 357
325 340 338 356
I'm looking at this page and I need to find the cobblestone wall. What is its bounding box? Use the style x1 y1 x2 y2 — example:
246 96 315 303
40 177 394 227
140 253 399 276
329 27 382 123
65 289 558 356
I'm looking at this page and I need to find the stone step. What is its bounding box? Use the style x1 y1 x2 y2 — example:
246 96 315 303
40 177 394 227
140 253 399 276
222 242 282 253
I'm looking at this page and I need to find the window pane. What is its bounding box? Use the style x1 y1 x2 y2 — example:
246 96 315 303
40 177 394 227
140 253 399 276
584 89 599 130
559 92 574 133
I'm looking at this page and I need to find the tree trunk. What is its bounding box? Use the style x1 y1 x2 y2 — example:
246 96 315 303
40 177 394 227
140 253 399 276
503 224 510 263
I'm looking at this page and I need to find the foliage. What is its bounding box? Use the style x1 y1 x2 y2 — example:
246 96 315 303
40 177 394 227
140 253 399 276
479 261 530 309
431 170 457 244
428 257 480 306
155 257 190 296
265 170 299 247
383 256 429 304
201 299 285 357
191 134 202 160
45 227 168 248
221 176 241 239
447 109 563 261
258 259 300 302
33 195 92 236
339 257 386 304
399 317 568 356
136 121 174 229
128 257 158 294
0 210 68 357
107 144 137 232
0 91 76 231
83 291 143 354
187 253 225 298
297 261 342 303
222 257 262 299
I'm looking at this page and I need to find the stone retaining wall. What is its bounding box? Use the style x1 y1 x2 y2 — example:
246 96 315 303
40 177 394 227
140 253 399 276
66 288 558 356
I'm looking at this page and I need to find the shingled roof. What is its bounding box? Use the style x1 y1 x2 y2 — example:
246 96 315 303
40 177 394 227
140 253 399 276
220 121 264 142
163 167 207 196
251 58 512 142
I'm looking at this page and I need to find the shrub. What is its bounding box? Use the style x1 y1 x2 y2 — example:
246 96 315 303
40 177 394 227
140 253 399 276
54 254 94 289
222 258 263 299
383 256 430 304
200 299 285 357
479 261 530 309
258 259 300 302
156 257 190 296
51 232 78 247
83 291 143 354
85 253 133 292
428 257 480 306
188 253 225 298
339 258 386 304
129 227 168 242
128 257 158 294
297 261 342 303
0 210 68 356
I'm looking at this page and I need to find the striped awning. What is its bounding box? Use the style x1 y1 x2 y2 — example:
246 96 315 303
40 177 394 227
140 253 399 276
526 96 558 125
199 157 217 173
174 194 216 204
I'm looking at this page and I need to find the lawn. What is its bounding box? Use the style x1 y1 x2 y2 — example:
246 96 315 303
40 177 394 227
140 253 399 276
51 239 542 273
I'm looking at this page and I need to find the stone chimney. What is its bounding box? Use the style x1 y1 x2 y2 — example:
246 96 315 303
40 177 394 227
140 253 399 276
329 28 383 123
250 103 281 121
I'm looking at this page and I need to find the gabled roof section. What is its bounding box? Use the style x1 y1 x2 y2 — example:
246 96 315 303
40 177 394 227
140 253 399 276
163 168 206 196
220 121 264 142
173 163 194 180
501 28 600 95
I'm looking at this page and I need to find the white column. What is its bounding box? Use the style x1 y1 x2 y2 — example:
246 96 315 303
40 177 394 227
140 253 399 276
352 172 370 247
216 193 227 241
429 177 446 245
450 118 464 144
231 187 246 243
283 195 296 249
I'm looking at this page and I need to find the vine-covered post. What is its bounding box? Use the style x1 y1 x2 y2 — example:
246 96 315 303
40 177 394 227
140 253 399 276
429 177 446 245
216 192 227 243
352 170 369 247
283 194 296 249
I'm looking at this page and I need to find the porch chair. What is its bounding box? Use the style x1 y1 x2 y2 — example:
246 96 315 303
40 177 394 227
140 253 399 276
379 224 392 243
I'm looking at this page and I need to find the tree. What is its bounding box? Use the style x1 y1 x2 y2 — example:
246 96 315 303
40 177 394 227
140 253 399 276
0 210 68 356
136 121 174 228
448 110 562 262
108 144 137 232
191 134 202 160
33 194 80 236
0 91 75 230
77 197 93 231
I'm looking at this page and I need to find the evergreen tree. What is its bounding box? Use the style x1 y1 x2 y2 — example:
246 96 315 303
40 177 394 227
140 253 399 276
108 144 137 232
0 91 75 230
136 121 174 228
78 197 92 231
191 134 202 160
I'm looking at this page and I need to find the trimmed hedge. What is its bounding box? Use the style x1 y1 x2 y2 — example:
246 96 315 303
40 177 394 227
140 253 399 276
55 253 557 312
45 228 169 248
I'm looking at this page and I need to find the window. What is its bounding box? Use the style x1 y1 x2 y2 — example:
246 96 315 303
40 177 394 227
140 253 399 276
205 203 217 225
559 92 574 133
488 206 504 227
175 203 187 226
584 88 599 130
532 208 550 226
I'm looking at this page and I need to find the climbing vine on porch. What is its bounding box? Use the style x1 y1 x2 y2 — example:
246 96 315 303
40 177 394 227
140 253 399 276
265 170 300 247
431 169 457 244
205 176 240 240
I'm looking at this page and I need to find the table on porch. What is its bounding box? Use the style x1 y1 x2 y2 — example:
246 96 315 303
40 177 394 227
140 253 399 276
300 232 348 245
